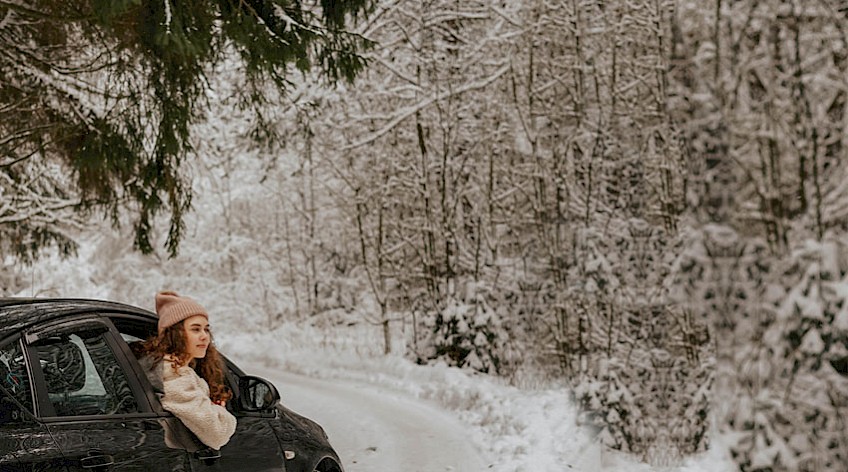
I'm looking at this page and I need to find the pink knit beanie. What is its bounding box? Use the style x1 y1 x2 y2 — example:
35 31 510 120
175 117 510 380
155 291 208 333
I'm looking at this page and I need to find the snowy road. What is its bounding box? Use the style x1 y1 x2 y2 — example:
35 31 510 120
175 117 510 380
247 365 489 472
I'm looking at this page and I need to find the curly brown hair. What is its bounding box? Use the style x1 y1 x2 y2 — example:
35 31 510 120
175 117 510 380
138 322 232 404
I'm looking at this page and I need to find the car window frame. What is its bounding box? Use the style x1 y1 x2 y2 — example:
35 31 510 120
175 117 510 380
0 335 36 421
22 314 157 422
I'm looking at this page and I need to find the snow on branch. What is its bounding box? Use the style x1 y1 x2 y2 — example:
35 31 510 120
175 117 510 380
342 63 509 150
0 172 81 227
163 0 172 33
364 53 420 85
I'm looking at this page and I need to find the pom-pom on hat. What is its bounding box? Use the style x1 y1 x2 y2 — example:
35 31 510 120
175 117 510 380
155 291 208 333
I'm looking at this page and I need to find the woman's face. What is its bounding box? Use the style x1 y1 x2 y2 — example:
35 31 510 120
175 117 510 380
182 315 211 359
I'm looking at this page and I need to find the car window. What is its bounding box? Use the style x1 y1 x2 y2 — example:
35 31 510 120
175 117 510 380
110 318 154 359
33 330 139 417
0 338 33 417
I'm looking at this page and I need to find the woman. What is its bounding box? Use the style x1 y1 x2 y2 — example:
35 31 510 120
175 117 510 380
136 291 237 451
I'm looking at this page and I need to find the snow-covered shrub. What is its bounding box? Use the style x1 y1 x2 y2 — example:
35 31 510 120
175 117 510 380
573 357 638 452
434 299 503 373
413 281 514 375
560 220 714 465
572 327 712 465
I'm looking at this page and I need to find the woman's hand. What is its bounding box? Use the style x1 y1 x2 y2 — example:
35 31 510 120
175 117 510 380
213 399 226 407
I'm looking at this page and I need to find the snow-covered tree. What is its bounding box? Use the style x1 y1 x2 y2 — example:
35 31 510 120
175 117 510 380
0 0 373 257
672 1 848 469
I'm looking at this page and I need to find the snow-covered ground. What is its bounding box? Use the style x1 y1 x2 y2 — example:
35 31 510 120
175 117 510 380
248 366 486 471
218 323 735 472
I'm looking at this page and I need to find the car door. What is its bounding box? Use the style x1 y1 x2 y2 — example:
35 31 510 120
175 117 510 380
188 362 285 472
0 336 67 471
23 316 191 472
109 314 286 472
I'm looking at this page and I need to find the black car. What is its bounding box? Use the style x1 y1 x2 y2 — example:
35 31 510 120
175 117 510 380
0 298 343 472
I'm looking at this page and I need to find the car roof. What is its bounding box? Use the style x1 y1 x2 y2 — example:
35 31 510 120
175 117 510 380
0 298 156 341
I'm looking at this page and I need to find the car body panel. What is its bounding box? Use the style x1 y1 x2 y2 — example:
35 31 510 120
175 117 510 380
46 417 191 472
195 416 285 472
272 405 343 472
0 412 68 471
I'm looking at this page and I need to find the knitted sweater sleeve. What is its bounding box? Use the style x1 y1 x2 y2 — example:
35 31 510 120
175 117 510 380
161 361 237 450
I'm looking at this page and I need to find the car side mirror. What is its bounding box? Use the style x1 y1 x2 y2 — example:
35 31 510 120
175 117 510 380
237 375 279 412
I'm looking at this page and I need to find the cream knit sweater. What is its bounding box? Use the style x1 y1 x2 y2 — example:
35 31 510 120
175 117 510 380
160 359 237 450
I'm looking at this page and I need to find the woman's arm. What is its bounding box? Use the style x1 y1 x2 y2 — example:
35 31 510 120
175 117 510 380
161 363 237 450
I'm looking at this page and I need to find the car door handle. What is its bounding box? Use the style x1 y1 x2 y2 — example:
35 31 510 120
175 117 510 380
194 447 222 465
80 454 114 469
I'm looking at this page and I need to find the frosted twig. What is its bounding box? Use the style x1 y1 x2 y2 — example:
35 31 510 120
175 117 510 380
342 63 509 150
163 0 172 34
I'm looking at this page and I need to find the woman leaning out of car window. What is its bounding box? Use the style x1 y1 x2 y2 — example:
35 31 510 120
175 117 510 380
135 291 237 451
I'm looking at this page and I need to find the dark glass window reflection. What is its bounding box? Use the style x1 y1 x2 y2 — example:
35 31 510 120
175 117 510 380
0 339 33 420
35 331 138 416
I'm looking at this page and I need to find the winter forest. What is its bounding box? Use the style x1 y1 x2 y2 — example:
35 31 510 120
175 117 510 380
3 0 848 471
